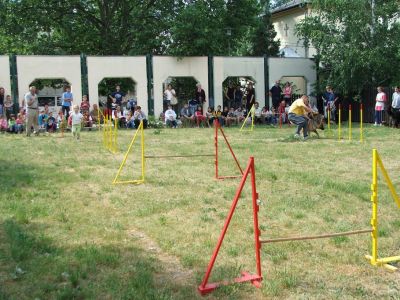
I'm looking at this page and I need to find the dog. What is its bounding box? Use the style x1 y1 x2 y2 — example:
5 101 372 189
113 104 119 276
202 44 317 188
307 112 324 137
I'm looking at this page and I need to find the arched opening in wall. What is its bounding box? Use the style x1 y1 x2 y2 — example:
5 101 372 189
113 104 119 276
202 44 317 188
98 77 136 117
279 76 306 106
222 77 256 110
29 78 71 114
162 76 198 115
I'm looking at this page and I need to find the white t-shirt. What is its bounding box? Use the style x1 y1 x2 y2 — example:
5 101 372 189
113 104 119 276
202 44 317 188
392 92 400 109
165 109 177 121
164 89 175 101
375 92 386 110
71 112 83 125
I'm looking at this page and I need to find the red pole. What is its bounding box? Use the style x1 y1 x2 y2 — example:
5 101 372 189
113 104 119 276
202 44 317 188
250 157 262 277
219 125 243 175
215 120 219 179
199 159 252 290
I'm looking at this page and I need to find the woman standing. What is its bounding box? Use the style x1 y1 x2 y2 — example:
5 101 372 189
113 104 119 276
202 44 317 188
164 84 177 110
375 86 386 126
246 82 255 111
283 82 292 105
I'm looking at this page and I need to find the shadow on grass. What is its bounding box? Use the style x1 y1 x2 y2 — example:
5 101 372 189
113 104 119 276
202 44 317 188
0 219 196 300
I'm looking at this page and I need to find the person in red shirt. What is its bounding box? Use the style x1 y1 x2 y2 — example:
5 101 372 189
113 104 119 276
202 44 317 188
194 105 207 127
278 100 287 125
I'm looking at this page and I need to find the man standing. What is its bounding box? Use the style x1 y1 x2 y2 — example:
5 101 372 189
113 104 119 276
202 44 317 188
61 86 73 120
110 85 126 108
391 86 400 127
288 95 314 140
25 86 39 136
269 80 282 109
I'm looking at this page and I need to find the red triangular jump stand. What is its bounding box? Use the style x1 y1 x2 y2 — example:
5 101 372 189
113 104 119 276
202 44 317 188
214 120 243 179
198 157 262 295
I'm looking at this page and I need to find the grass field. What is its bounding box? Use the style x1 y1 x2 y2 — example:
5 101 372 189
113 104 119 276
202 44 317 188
1 123 400 299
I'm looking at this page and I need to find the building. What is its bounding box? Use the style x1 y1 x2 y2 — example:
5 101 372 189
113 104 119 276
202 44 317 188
271 0 316 58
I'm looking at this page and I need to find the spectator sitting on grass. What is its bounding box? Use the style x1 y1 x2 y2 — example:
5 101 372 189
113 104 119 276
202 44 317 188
226 107 237 126
113 106 126 128
46 112 57 132
206 107 215 126
133 106 148 129
213 105 223 126
90 104 101 124
180 103 194 126
16 113 24 133
4 95 13 120
234 106 245 124
80 95 90 113
8 114 17 133
165 105 177 128
83 111 92 128
126 111 135 129
221 107 229 126
254 102 263 124
194 105 207 128
0 115 8 132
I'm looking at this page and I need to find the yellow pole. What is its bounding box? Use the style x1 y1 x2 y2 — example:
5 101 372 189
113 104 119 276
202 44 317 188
349 105 352 141
140 121 145 181
109 115 112 151
251 104 255 131
370 149 378 264
103 116 107 149
113 121 142 184
360 104 363 143
338 104 341 140
114 116 118 153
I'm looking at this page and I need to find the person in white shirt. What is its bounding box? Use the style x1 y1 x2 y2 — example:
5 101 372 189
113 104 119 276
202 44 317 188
164 84 176 109
71 105 83 140
254 102 263 124
133 106 148 129
391 86 400 127
375 86 387 126
164 104 177 128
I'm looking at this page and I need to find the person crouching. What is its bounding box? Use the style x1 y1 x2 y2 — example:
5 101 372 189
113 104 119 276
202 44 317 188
288 95 313 140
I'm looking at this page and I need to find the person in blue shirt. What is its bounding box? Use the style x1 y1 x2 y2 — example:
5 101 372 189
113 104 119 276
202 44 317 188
61 86 73 120
322 86 338 122
110 85 126 107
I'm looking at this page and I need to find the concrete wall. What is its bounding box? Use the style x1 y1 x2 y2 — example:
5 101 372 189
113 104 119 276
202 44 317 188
0 56 11 98
87 56 147 112
17 56 82 106
213 57 265 108
268 57 316 106
153 56 208 116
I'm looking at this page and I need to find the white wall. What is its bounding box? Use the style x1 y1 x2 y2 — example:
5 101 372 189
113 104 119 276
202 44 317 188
17 56 82 106
213 57 265 108
268 57 316 106
153 56 208 116
0 56 11 98
87 56 147 112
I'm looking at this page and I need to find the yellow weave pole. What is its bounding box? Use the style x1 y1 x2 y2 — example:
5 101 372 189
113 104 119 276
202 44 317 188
338 104 341 140
113 117 118 153
366 149 400 271
348 105 352 141
113 121 144 184
239 104 255 132
360 104 364 143
103 116 107 149
108 115 112 151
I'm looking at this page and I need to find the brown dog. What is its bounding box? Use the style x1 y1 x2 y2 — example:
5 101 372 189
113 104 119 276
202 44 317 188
307 112 324 137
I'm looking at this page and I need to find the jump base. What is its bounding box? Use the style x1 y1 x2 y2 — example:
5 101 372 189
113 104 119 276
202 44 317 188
365 255 400 272
198 272 262 295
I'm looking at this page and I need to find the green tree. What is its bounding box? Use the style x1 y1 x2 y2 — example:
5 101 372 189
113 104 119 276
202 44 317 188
249 0 280 56
296 0 400 95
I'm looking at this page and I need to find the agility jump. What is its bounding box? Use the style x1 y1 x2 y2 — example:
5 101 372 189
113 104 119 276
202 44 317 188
112 120 243 185
198 148 399 295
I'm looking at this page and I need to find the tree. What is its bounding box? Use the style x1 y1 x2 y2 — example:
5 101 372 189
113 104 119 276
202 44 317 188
296 0 400 95
249 0 280 56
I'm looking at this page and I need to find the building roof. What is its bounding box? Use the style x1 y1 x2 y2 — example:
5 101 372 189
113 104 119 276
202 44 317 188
271 0 310 14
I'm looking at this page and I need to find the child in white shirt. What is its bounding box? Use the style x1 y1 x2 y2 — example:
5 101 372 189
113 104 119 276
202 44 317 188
71 105 83 140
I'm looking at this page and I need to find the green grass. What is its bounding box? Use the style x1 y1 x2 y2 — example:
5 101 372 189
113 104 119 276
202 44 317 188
1 124 400 299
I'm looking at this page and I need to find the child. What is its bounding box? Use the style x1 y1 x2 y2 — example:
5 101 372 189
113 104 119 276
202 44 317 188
0 115 8 132
82 111 93 128
46 112 57 132
71 105 83 140
205 107 214 126
195 106 207 128
57 110 66 137
80 95 90 113
16 113 24 133
8 115 17 133
213 105 223 126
